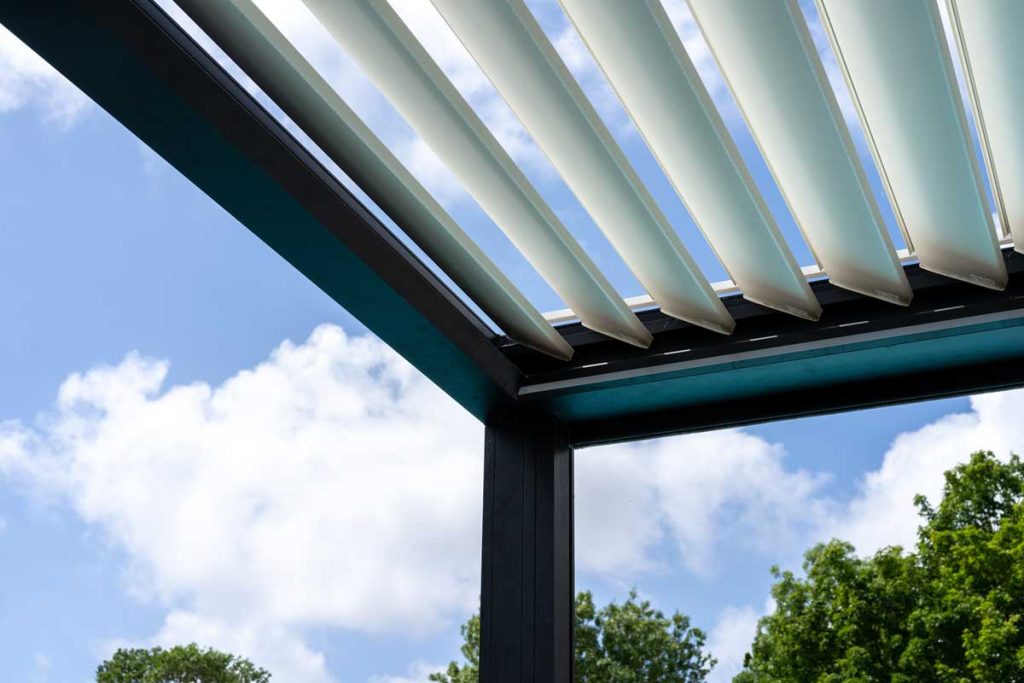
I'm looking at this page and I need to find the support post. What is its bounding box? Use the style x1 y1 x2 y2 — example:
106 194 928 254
480 413 574 683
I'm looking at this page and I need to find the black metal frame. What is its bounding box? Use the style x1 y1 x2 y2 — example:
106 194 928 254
518 249 1024 445
5 2 1024 681
482 414 574 683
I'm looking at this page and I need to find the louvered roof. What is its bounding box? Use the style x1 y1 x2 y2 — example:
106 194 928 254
4 0 1023 444
174 0 1018 358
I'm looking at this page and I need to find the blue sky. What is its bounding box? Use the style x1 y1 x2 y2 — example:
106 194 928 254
0 2 1020 682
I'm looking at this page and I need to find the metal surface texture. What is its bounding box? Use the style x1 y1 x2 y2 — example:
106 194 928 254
947 0 1024 251
513 249 1024 446
481 414 574 683
8 5 1024 682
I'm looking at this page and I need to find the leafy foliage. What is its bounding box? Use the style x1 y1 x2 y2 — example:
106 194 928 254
96 643 271 683
431 590 715 682
737 451 1024 682
576 590 714 682
430 615 481 683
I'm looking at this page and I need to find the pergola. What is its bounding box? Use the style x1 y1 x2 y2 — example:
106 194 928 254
5 1 1024 680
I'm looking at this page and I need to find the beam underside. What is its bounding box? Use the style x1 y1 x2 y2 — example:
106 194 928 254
519 252 1024 446
564 320 1024 446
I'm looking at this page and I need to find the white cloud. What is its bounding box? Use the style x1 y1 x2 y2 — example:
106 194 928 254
551 23 593 76
696 389 1024 680
98 611 335 682
707 600 773 683
577 388 1024 679
0 325 485 678
575 445 663 575
369 660 445 683
578 430 832 576
154 611 333 683
0 24 90 126
825 389 1024 555
0 321 839 678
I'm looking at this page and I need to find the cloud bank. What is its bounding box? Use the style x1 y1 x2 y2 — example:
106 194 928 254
1 326 483 680
3 323 1023 680
0 324 828 680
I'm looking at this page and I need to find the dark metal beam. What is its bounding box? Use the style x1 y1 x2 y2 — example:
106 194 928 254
481 413 574 683
508 250 1024 446
0 0 522 420
568 347 1024 447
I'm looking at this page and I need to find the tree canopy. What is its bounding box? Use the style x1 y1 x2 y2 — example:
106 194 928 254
96 644 271 683
736 450 1024 682
431 590 715 683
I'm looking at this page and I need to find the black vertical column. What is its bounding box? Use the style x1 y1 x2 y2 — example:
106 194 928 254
480 413 574 683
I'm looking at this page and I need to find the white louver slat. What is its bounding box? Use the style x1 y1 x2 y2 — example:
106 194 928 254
300 0 654 347
558 0 821 321
175 0 575 360
426 0 739 331
947 0 1024 253
816 0 1006 290
687 0 913 306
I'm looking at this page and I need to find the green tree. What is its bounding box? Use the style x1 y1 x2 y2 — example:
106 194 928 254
96 643 271 683
431 590 715 682
737 451 1024 682
430 615 481 683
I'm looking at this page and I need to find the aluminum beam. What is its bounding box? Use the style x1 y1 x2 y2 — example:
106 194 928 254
511 249 1024 446
9 0 1024 446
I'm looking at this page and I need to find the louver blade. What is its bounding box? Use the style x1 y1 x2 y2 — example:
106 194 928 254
177 0 574 359
428 0 739 330
947 0 1024 252
302 0 653 347
559 0 821 320
687 0 913 305
816 0 1006 290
